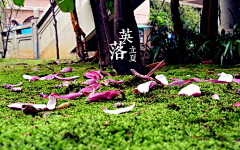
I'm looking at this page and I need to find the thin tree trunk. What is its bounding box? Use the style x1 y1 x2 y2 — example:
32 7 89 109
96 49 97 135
50 0 60 59
113 0 143 75
70 1 87 61
90 0 111 68
170 0 185 63
200 0 218 40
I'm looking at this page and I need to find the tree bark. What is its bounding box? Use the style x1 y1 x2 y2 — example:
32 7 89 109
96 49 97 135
70 1 87 61
90 0 111 68
113 0 143 75
50 0 60 59
200 0 218 40
170 0 185 63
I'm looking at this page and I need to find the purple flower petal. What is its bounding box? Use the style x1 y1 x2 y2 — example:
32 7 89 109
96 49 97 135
23 75 40 81
80 83 102 93
86 90 125 101
2 82 23 89
233 102 240 107
60 67 72 73
215 73 221 76
218 72 233 82
233 78 240 84
178 84 201 96
46 96 57 110
54 75 79 81
40 92 49 98
155 75 168 85
84 71 103 81
104 121 111 126
212 94 220 100
185 78 201 84
100 70 111 76
169 78 182 81
102 79 124 85
130 69 152 80
39 74 55 80
11 87 22 92
50 92 82 100
8 103 47 110
135 81 156 93
168 80 185 86
103 103 135 114
81 79 97 85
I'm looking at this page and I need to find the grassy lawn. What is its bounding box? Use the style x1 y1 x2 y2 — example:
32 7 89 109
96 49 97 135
0 59 240 149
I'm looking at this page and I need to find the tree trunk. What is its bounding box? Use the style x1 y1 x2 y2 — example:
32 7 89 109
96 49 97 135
170 0 185 63
50 0 60 59
70 1 87 61
201 0 218 40
90 0 111 68
113 0 143 75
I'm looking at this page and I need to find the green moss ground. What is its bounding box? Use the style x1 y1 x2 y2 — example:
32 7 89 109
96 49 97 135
0 59 240 149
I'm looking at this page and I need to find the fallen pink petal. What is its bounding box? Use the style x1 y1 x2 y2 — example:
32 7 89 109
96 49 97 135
80 83 102 93
8 103 47 110
212 94 220 100
46 96 57 110
103 103 135 114
233 78 240 84
155 74 168 85
87 90 125 101
233 102 240 107
81 79 97 85
40 92 49 98
218 72 233 82
130 69 152 80
39 74 56 80
2 82 23 89
50 92 82 100
100 70 111 76
168 80 185 86
104 121 111 126
60 67 72 73
84 71 103 80
185 78 201 84
11 87 22 92
23 75 39 81
178 84 201 96
135 81 156 93
54 75 79 81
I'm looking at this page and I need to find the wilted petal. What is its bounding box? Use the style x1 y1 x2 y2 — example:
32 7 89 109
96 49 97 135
233 78 240 84
168 80 185 86
178 84 201 96
56 102 70 110
33 68 41 72
215 73 221 76
23 74 33 80
40 92 49 98
81 79 97 85
130 69 152 80
102 79 124 85
212 94 220 100
100 70 111 76
87 90 125 101
50 92 82 100
169 78 182 81
135 81 156 93
8 103 47 110
2 82 22 89
46 96 57 110
185 78 201 84
39 74 55 80
30 76 40 81
84 71 103 80
155 75 168 85
11 87 22 92
104 121 111 126
103 103 135 114
233 102 240 107
218 72 233 82
80 83 102 93
60 67 72 73
54 75 79 81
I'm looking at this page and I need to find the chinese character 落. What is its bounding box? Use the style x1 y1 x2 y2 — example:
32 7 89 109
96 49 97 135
109 41 128 60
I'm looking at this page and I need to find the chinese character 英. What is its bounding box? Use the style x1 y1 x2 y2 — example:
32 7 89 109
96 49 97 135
119 28 133 43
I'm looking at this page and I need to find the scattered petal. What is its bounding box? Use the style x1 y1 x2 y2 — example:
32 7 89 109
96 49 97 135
46 96 57 110
135 81 156 93
84 71 103 80
51 92 82 100
233 102 240 107
155 75 168 85
218 72 233 82
168 80 185 86
87 90 125 101
100 70 111 76
81 79 97 85
130 69 152 80
233 78 240 84
113 102 125 108
54 75 79 81
185 78 201 84
40 92 49 98
2 82 22 89
60 67 72 73
56 102 70 110
11 87 22 92
212 94 220 100
8 103 47 110
103 103 135 114
104 121 111 126
80 83 102 93
22 105 40 114
178 84 201 96
39 74 55 80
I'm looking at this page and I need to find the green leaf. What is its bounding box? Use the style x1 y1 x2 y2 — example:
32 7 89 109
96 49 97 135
56 0 74 12
13 0 25 6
